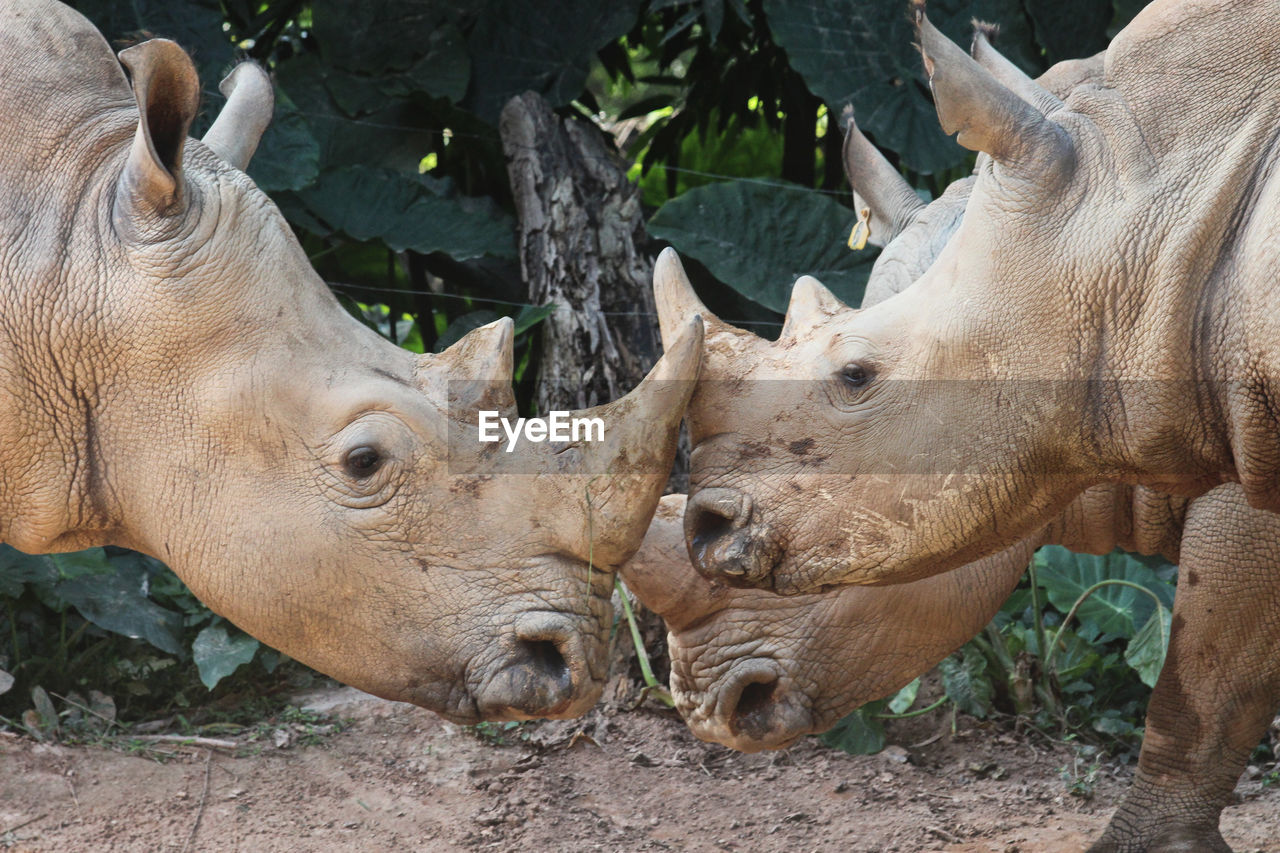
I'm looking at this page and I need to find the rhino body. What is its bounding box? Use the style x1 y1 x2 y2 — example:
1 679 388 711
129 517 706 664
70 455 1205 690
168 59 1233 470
625 42 1280 851
0 0 701 723
657 0 1280 595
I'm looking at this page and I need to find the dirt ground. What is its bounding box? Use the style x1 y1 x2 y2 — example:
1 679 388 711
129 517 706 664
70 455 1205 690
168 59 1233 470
1 686 1278 853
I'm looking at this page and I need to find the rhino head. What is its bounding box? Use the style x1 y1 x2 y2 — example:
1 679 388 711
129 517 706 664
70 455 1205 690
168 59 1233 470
0 0 701 722
655 0 1277 595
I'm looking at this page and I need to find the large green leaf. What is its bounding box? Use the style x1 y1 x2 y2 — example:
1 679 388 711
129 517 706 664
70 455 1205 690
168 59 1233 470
464 0 642 122
50 550 185 656
818 699 887 755
0 547 57 597
247 88 321 194
648 179 876 312
297 166 516 261
1026 0 1112 64
763 0 1034 174
192 625 260 690
1124 603 1172 688
70 0 235 87
1035 547 1175 643
939 645 994 718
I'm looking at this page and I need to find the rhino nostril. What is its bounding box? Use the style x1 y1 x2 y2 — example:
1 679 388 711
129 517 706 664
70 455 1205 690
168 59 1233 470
731 677 779 738
687 488 752 565
518 639 571 691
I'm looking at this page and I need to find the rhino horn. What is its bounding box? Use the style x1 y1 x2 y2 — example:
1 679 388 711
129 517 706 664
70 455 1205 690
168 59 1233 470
653 248 753 350
840 109 925 247
547 316 703 568
115 39 200 232
969 23 1064 117
202 61 274 171
781 276 848 340
913 3 1072 174
429 317 518 413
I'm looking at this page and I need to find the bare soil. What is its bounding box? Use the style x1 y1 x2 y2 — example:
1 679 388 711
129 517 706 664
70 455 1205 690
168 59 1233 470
2 686 1277 852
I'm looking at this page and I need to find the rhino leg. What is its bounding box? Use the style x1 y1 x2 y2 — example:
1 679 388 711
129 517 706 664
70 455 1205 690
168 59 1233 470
1090 485 1280 853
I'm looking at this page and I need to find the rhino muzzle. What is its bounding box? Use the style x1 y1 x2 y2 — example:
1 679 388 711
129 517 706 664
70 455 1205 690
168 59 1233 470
472 612 600 720
684 487 783 588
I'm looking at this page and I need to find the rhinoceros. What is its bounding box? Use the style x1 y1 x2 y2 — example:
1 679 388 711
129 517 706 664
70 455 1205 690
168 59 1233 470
620 46 1280 851
0 0 702 723
654 0 1280 596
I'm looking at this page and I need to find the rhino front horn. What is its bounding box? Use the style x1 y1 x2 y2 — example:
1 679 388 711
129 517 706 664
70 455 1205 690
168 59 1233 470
546 315 704 568
653 248 751 349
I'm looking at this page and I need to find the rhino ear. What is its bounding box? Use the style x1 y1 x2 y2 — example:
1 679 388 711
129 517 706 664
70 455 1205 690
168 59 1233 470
115 39 200 229
969 22 1064 117
914 4 1071 176
431 317 517 413
841 108 925 247
781 276 847 340
202 61 274 171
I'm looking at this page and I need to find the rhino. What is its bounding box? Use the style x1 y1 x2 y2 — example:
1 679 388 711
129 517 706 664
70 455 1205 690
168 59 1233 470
0 0 702 723
620 45 1280 852
654 0 1280 596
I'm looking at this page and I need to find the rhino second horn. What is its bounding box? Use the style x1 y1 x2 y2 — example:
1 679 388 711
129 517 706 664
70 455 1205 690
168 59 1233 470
781 276 847 341
841 113 925 246
915 6 1072 174
427 316 517 413
115 39 201 227
203 61 275 170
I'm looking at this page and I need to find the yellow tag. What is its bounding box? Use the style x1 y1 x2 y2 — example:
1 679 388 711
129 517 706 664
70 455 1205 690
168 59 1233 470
847 207 871 251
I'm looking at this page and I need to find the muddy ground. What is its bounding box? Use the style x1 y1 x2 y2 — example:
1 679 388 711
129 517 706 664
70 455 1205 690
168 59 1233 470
1 686 1277 852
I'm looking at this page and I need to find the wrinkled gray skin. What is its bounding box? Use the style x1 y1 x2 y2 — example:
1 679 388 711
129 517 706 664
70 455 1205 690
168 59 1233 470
658 0 1280 596
623 40 1280 852
0 0 703 724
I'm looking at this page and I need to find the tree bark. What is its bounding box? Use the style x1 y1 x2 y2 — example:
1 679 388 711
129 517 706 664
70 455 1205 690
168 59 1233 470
499 91 661 413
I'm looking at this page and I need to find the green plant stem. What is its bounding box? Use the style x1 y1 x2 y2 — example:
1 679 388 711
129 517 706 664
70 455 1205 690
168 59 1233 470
613 576 674 708
1046 580 1168 674
1026 556 1058 716
873 695 947 720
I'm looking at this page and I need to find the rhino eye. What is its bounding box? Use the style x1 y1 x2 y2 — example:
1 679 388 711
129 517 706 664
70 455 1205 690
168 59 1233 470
840 362 873 389
343 446 383 479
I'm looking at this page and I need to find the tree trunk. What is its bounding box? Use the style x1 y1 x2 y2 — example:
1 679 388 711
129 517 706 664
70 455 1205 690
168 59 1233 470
500 92 682 707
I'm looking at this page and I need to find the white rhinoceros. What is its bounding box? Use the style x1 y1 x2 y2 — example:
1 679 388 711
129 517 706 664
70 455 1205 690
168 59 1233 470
654 0 1280 595
619 45 1280 851
0 0 702 723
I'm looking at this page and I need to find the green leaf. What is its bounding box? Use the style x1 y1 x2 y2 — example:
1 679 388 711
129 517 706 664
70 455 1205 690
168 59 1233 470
648 179 876 313
192 625 260 690
464 0 641 122
70 0 234 85
434 310 500 352
1035 547 1175 642
818 700 887 755
513 304 556 336
762 0 1035 174
297 166 516 261
939 645 994 718
247 87 321 194
53 553 185 656
887 678 921 715
1026 0 1112 63
1124 603 1171 688
0 546 58 597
